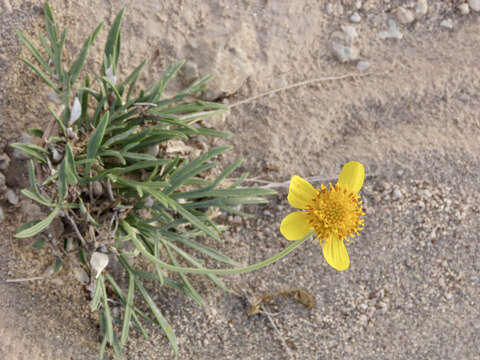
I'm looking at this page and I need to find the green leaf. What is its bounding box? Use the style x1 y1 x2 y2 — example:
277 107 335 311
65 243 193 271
32 237 46 249
16 30 53 74
57 158 68 202
98 150 126 165
53 257 62 273
18 56 57 90
119 60 146 101
69 22 104 84
100 276 114 345
175 237 240 267
166 145 232 193
64 144 79 184
103 9 124 73
159 238 204 306
16 220 40 234
27 128 44 138
91 276 103 312
146 60 184 102
134 278 178 355
120 272 135 346
44 3 58 48
47 106 67 136
92 96 107 127
178 74 213 97
24 160 54 206
86 111 110 174
102 125 139 148
15 207 59 238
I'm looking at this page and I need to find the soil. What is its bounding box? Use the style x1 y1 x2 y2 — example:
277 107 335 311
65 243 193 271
1 0 480 359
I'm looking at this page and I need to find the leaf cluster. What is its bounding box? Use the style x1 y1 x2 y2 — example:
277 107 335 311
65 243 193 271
13 4 275 358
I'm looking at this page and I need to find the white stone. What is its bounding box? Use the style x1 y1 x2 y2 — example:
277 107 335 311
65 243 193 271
378 19 403 40
415 0 428 19
440 19 453 29
356 61 371 71
350 12 362 23
6 189 19 205
395 7 415 24
468 0 480 12
458 3 470 15
73 266 89 284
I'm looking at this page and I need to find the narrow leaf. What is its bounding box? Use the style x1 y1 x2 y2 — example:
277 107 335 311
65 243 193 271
15 207 59 238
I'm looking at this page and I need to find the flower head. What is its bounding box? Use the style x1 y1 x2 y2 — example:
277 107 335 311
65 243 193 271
280 161 365 271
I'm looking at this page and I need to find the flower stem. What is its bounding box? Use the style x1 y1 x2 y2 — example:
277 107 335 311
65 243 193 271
122 220 310 275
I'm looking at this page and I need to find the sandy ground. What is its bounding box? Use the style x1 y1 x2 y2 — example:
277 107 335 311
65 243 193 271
1 0 480 359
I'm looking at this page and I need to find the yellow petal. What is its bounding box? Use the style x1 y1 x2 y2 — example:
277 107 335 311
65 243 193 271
322 235 350 271
287 175 317 209
280 212 312 240
337 161 365 194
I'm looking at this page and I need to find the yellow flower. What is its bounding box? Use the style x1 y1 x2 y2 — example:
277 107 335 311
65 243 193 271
280 161 365 271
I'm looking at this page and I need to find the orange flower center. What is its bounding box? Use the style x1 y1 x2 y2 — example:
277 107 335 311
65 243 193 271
306 183 364 242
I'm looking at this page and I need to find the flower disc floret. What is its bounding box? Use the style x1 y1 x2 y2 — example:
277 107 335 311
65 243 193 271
307 183 364 243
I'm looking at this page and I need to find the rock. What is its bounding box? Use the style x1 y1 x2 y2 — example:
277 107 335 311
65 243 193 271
182 23 256 100
20 199 43 222
92 181 103 197
5 158 29 189
326 3 333 15
0 206 4 223
440 19 453 29
72 266 89 284
11 133 35 160
145 144 159 157
331 27 360 63
378 19 403 40
468 0 480 11
394 7 415 24
341 25 358 42
350 12 361 23
392 189 403 201
0 172 5 187
356 61 371 71
415 0 428 19
458 3 470 14
6 189 19 205
0 153 10 170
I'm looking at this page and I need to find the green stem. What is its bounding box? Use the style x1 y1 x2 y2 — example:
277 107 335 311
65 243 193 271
121 220 309 275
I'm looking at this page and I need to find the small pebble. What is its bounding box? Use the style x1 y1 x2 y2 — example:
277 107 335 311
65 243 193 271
92 181 103 197
6 189 19 205
468 0 480 12
0 172 5 187
326 3 333 15
356 61 371 71
350 12 361 23
458 3 470 15
392 189 402 201
0 206 4 223
0 153 10 170
395 7 415 24
72 266 89 284
378 19 403 40
415 0 428 19
440 19 453 29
